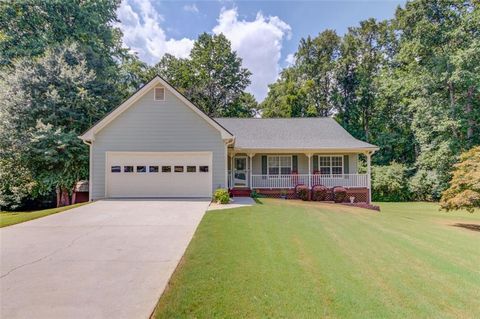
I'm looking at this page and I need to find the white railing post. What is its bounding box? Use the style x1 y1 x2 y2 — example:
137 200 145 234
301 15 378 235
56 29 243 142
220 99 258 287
306 153 312 189
248 153 255 190
367 152 372 203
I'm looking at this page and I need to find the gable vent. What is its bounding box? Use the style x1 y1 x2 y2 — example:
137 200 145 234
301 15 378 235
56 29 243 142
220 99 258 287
154 87 165 101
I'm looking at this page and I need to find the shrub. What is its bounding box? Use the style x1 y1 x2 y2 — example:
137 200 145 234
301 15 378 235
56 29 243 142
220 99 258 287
213 188 230 204
295 184 309 201
372 162 411 201
333 187 347 203
312 185 328 201
409 169 442 201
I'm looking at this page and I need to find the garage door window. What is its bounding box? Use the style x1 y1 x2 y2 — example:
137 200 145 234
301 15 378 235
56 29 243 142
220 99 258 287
124 166 134 173
199 166 209 172
136 166 146 173
111 166 121 173
162 166 171 172
149 166 159 173
187 166 196 172
174 166 184 172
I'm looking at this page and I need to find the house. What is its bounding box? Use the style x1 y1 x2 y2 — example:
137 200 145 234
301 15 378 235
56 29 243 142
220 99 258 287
79 76 378 202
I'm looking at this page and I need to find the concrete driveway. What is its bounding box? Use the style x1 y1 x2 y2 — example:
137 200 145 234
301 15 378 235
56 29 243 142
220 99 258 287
0 199 209 319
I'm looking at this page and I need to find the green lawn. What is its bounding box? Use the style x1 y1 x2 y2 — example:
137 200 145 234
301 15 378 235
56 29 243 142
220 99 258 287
153 199 480 319
0 203 88 227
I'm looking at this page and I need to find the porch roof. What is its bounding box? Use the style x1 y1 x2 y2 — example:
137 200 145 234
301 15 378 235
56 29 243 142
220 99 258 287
214 118 378 151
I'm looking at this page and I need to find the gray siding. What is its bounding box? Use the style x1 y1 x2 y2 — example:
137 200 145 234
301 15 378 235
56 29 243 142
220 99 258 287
91 88 226 199
248 153 359 175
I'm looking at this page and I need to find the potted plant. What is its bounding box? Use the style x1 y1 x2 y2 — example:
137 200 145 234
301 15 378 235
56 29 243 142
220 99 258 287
280 189 288 199
349 196 355 204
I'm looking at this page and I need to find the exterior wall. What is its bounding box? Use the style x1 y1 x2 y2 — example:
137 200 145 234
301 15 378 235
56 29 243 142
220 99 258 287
249 153 359 174
91 88 226 200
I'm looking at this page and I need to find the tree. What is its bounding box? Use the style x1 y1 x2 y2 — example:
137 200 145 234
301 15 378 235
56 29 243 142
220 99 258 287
0 158 36 210
26 121 89 207
0 44 101 206
440 146 480 213
153 34 252 117
0 0 126 105
393 0 480 197
260 68 313 118
295 30 341 116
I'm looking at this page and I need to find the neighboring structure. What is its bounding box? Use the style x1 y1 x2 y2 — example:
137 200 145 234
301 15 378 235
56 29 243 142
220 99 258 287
79 76 378 203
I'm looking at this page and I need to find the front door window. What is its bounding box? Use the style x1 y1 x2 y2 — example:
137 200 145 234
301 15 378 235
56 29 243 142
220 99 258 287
234 157 247 187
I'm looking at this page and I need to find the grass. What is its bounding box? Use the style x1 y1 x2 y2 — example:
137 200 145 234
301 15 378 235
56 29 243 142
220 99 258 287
0 203 88 227
153 199 480 319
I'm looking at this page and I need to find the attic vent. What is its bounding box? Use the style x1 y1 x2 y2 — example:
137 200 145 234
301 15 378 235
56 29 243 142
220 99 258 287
154 87 165 101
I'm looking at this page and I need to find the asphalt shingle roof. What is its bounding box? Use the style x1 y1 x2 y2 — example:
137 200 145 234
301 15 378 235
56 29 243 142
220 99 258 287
214 118 378 150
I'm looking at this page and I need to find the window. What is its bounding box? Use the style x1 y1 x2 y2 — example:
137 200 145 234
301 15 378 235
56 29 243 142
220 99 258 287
154 87 165 101
111 166 121 173
187 166 196 172
199 166 209 173
268 156 292 175
149 166 159 173
174 166 184 172
319 156 343 176
162 166 171 173
136 166 146 173
124 166 133 173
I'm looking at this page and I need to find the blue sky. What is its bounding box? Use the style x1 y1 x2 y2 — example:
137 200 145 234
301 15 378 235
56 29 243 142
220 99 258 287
118 0 405 101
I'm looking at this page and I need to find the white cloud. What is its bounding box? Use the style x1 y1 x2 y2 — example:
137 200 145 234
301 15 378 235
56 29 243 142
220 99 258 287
183 3 199 13
117 0 194 64
117 2 291 101
285 53 296 66
213 8 291 100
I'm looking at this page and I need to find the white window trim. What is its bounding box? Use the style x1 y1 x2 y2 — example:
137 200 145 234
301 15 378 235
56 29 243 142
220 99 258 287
267 155 293 176
318 155 343 177
154 87 165 101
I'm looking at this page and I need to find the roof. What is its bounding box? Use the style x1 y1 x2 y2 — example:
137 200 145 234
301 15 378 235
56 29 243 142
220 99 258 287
79 76 233 142
214 118 379 151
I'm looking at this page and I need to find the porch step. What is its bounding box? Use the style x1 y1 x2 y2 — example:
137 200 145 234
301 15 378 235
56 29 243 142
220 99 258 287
229 188 252 197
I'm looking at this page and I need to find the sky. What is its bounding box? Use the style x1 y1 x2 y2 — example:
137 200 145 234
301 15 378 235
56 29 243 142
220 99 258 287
117 0 406 102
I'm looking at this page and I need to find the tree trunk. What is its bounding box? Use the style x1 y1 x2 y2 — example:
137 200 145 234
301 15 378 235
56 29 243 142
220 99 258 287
465 86 474 142
56 187 70 207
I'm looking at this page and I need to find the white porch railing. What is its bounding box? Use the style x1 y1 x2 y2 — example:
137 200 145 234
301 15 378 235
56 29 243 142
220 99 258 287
250 174 368 189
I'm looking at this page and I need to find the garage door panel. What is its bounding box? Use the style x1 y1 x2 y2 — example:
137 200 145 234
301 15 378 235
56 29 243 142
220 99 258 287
106 152 212 198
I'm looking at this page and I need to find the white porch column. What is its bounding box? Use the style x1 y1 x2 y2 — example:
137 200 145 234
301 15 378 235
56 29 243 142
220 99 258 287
306 153 313 189
248 153 255 189
230 152 235 189
367 152 372 203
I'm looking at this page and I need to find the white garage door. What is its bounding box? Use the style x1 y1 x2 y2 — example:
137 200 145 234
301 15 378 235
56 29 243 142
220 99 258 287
106 152 212 198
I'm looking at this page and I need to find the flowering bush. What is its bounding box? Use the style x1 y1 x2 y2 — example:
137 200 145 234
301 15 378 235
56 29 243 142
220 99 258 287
214 188 230 204
295 184 309 201
312 185 328 201
333 187 347 203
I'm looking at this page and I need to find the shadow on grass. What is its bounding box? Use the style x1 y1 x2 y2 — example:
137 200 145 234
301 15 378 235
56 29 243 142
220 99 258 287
452 223 480 232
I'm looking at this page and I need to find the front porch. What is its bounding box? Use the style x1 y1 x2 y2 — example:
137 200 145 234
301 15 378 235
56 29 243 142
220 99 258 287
227 151 373 203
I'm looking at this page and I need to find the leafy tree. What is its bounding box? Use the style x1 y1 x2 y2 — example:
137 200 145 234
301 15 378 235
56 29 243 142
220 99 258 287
0 44 101 206
225 92 258 118
153 34 252 117
295 30 341 116
440 146 480 213
0 158 36 210
26 121 89 206
260 68 313 118
0 0 125 104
